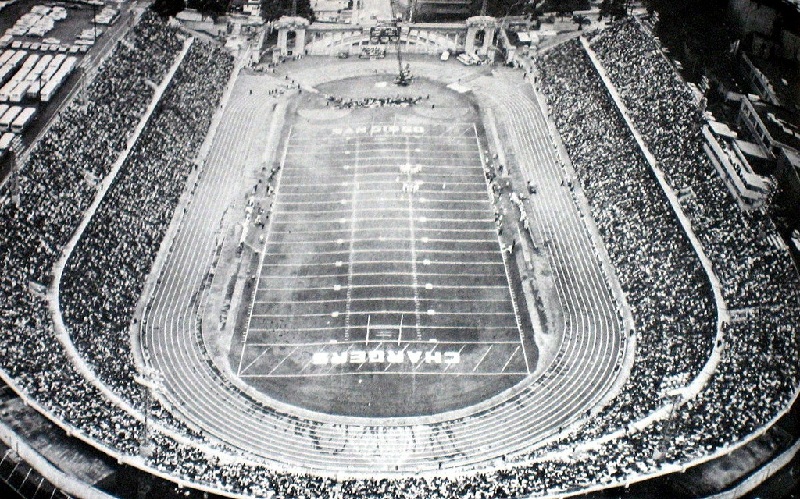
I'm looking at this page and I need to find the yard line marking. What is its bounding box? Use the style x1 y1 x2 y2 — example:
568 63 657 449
271 206 490 216
279 188 488 197
249 310 518 318
344 136 361 341
501 345 521 373
246 325 519 333
255 284 510 292
472 345 493 372
239 371 529 378
404 134 422 340
255 271 504 279
262 248 502 257
259 260 506 267
262 236 498 245
269 227 496 235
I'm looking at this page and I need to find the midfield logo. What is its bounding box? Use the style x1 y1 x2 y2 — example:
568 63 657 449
311 349 460 366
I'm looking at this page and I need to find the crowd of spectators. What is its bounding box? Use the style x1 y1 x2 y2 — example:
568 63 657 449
60 39 233 415
588 17 800 310
0 11 798 499
0 7 187 467
524 18 799 490
324 94 424 108
535 38 716 442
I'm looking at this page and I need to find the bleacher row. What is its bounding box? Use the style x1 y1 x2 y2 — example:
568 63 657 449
529 17 800 486
0 5 230 486
60 37 234 422
532 38 718 458
587 18 800 311
0 10 797 499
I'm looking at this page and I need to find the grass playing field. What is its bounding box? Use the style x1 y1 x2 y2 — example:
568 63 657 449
229 78 537 417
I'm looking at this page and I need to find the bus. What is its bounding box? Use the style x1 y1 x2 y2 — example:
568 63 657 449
0 106 21 131
11 107 35 134
0 132 14 153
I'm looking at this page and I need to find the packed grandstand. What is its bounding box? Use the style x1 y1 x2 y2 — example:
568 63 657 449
0 3 798 499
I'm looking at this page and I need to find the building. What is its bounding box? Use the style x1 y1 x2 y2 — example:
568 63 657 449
229 0 262 18
703 117 776 210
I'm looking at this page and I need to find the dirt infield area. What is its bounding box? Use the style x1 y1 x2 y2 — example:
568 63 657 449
228 75 538 417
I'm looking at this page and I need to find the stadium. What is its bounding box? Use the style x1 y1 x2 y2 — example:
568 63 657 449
0 0 799 498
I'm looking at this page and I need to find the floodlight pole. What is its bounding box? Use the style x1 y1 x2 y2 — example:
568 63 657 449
134 367 162 458
654 394 681 461
396 19 403 77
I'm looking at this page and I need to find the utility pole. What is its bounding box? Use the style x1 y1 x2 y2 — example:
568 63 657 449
9 137 21 208
92 2 98 43
80 55 92 106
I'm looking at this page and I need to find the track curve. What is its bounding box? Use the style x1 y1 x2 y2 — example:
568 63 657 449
140 61 628 475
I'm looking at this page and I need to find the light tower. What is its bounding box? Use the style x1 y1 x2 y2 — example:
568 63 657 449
134 366 163 459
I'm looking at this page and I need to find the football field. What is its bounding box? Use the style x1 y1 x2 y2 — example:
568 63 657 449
143 67 626 470
231 114 536 415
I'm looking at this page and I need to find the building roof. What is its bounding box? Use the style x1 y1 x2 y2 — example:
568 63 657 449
750 99 800 153
709 120 738 139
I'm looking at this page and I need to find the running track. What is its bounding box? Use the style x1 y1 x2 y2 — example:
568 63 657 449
140 62 628 474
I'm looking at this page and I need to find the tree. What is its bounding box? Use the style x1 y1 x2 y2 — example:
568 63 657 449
260 0 315 22
642 0 733 80
151 0 186 18
186 0 229 20
469 0 537 18
572 13 590 30
540 0 590 15
598 0 626 21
